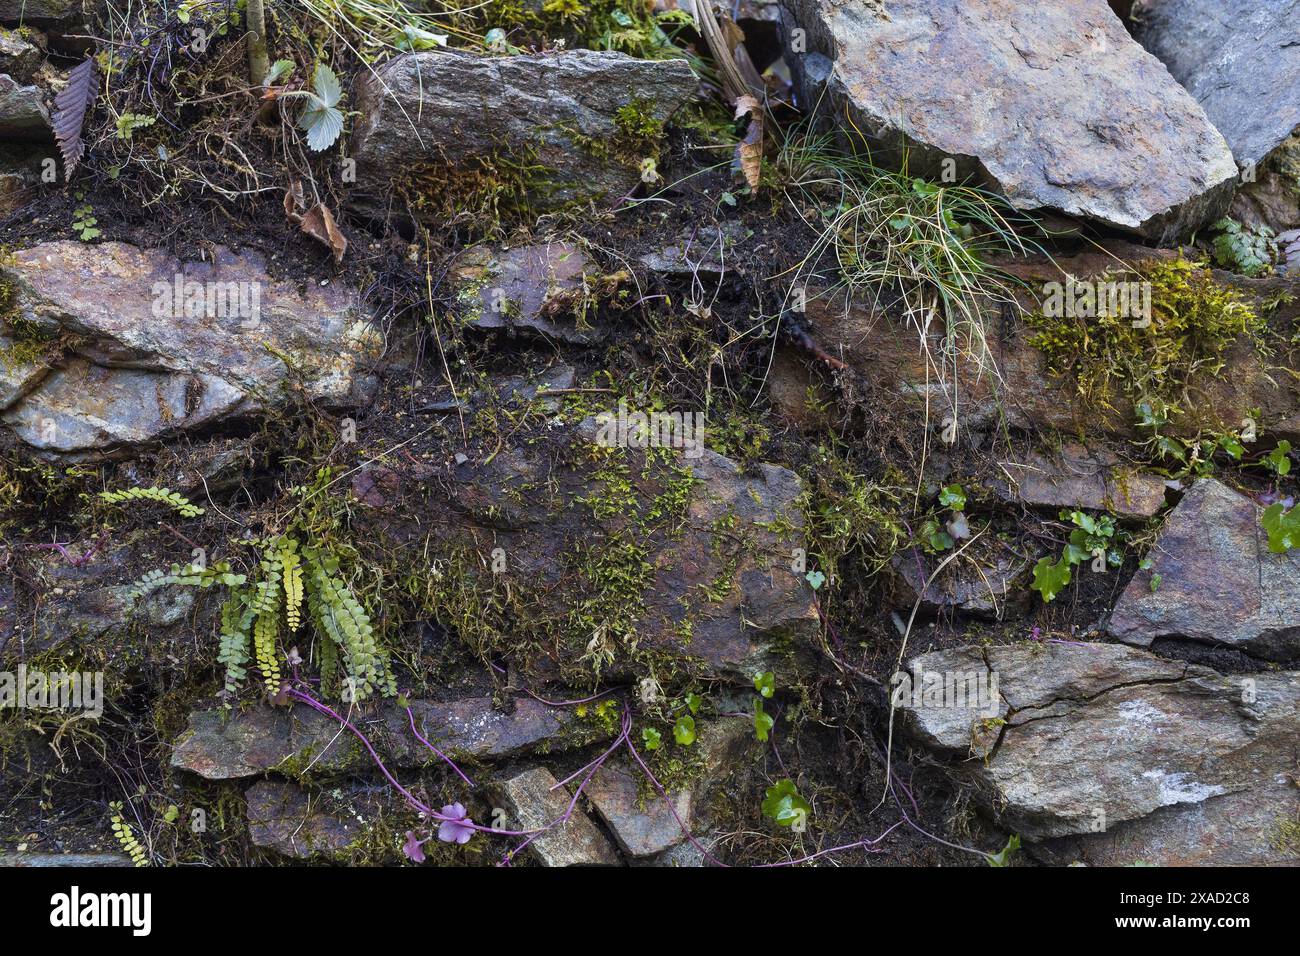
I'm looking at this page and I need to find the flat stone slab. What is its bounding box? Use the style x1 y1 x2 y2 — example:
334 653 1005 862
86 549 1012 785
900 642 1300 852
245 780 364 861
783 0 1237 240
351 51 697 214
1108 478 1300 662
171 694 605 780
495 767 620 866
997 442 1168 518
0 241 381 456
586 760 692 857
1136 0 1300 168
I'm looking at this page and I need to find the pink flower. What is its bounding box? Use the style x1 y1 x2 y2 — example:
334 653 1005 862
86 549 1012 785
402 830 427 863
437 803 475 845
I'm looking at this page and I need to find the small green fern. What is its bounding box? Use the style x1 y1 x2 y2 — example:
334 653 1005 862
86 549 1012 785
109 802 149 867
125 536 392 703
99 486 205 518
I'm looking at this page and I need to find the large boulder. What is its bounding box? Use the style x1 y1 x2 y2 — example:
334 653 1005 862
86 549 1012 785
0 242 382 457
781 0 1237 241
1135 0 1300 170
898 642 1299 862
351 51 697 216
1108 478 1300 663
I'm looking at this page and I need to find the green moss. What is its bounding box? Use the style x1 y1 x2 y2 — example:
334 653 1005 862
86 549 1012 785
1025 257 1265 428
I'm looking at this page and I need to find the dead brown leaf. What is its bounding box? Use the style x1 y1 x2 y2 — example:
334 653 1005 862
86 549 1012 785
300 202 347 265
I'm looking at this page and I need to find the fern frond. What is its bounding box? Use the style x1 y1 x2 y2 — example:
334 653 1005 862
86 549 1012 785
99 485 205 518
279 537 304 632
217 592 255 698
304 547 385 701
109 801 149 867
53 57 97 180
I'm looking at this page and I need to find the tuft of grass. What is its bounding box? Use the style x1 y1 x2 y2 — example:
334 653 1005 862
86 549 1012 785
775 124 1043 380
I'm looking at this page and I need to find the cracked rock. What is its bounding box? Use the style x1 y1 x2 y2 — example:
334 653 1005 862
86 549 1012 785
1108 478 1300 663
0 242 382 457
899 642 1300 848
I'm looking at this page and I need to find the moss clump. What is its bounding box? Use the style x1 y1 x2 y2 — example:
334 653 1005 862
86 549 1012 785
612 98 665 162
802 445 909 588
1025 257 1265 425
399 148 560 239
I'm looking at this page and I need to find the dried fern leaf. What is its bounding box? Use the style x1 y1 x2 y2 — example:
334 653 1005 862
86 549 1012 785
53 57 98 181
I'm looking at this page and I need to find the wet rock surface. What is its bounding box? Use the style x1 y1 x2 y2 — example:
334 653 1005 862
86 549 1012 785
782 0 1237 239
1108 478 1300 663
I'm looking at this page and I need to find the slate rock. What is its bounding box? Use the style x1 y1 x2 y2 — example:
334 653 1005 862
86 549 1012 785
351 51 697 215
781 0 1237 240
899 642 1300 852
1135 0 1300 168
997 442 1168 518
1108 478 1300 663
494 767 620 866
0 241 382 457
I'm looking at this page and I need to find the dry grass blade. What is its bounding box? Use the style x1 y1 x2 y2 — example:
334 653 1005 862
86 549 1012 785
53 57 98 181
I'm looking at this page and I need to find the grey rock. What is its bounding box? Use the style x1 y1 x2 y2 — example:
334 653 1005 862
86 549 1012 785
638 223 751 276
1108 478 1300 662
0 73 48 139
899 642 1300 852
171 694 605 780
997 442 1168 518
495 767 621 866
0 1 89 27
1135 0 1300 169
0 241 382 457
891 540 1035 619
351 51 697 215
586 760 692 857
782 0 1238 241
0 28 41 81
451 240 599 343
245 780 365 861
0 853 132 866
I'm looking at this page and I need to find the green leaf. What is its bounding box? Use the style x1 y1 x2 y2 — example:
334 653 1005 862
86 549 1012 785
1030 555 1071 603
986 834 1020 867
1265 440 1292 477
673 715 696 746
1261 502 1300 553
805 569 825 590
312 63 343 108
642 727 662 751
754 670 775 698
300 99 344 152
264 59 295 86
684 692 702 714
753 698 774 742
938 483 966 511
760 778 810 828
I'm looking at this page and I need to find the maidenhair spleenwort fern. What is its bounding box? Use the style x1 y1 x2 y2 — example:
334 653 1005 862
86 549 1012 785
109 802 149 867
125 536 393 703
99 485 205 518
